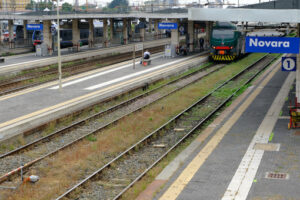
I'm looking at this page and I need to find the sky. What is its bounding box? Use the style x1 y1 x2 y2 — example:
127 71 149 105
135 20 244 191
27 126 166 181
62 0 271 7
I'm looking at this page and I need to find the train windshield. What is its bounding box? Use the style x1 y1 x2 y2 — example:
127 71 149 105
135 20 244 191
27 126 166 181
212 29 235 39
33 31 42 40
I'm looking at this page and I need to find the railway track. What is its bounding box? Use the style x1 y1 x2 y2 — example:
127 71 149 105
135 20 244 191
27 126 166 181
53 55 275 200
0 54 217 185
0 46 164 96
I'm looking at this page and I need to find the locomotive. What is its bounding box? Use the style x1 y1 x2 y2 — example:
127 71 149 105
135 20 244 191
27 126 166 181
210 22 245 61
32 22 103 49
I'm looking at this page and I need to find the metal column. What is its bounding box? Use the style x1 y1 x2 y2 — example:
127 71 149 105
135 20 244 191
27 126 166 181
43 20 52 55
23 20 28 40
103 19 109 47
296 23 300 104
72 19 80 50
140 18 145 42
88 19 94 48
188 20 194 52
123 18 128 45
110 18 114 43
8 20 14 49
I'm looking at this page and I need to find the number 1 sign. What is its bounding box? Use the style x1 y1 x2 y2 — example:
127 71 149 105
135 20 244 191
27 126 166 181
282 57 296 71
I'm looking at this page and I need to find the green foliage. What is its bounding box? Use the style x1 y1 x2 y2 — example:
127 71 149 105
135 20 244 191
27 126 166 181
213 87 236 99
62 2 73 12
288 32 297 37
26 0 55 11
269 132 274 142
108 0 129 9
80 4 97 10
86 135 97 142
25 0 35 10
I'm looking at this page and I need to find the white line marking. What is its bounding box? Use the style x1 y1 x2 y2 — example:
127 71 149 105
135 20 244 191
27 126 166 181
85 56 194 90
49 55 163 89
222 72 295 200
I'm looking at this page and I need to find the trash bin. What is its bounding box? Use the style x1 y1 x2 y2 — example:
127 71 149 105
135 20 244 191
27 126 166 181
41 43 48 56
165 44 176 57
165 44 171 58
35 45 42 56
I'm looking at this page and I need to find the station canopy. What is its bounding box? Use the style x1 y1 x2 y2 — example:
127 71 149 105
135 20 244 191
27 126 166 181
189 8 300 23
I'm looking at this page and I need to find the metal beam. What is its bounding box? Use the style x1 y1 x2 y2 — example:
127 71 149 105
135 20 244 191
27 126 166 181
189 8 300 23
0 13 188 20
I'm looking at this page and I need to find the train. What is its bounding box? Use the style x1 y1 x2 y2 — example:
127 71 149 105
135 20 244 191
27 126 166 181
210 22 245 61
32 23 103 49
1 24 34 42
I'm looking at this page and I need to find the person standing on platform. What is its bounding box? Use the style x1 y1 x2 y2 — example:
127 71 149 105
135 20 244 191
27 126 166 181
199 37 204 51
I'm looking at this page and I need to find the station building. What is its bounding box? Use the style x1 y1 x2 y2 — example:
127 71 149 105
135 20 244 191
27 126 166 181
0 0 30 11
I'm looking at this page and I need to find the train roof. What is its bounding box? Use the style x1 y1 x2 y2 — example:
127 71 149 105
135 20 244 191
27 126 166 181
214 21 236 29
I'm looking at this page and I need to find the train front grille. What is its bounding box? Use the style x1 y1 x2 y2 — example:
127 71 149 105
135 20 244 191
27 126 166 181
212 55 236 61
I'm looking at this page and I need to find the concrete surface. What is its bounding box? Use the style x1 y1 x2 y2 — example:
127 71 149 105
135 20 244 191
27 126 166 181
0 38 172 75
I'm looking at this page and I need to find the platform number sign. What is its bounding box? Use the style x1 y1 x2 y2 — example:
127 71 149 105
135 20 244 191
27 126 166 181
282 57 296 71
51 27 56 35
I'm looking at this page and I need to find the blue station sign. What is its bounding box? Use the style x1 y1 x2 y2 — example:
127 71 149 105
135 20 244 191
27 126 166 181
245 36 300 54
26 24 43 31
158 23 178 29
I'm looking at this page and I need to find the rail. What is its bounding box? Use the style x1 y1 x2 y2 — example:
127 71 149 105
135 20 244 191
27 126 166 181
0 53 210 184
55 55 275 199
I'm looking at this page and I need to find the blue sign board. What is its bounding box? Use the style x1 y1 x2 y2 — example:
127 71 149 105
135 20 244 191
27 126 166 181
245 36 300 54
282 57 296 71
158 23 178 30
26 24 43 31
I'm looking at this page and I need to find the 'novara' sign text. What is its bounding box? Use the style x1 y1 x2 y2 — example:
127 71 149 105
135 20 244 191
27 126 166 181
158 23 178 29
26 24 43 31
245 36 300 54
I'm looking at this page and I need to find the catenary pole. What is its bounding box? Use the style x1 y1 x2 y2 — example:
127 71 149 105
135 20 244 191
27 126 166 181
57 0 62 90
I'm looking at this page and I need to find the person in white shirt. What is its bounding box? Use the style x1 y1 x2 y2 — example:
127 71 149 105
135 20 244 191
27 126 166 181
144 50 150 59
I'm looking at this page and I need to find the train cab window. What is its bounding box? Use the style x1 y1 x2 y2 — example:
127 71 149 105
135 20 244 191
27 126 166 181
212 29 235 39
33 31 42 40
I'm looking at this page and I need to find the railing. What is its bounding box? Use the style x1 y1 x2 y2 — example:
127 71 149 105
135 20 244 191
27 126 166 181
0 38 33 49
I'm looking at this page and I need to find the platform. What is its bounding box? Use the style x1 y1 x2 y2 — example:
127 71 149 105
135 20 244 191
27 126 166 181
0 38 172 75
137 55 300 200
0 52 207 142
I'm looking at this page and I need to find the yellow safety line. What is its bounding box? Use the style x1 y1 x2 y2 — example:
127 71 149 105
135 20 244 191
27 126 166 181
0 57 200 129
159 61 281 200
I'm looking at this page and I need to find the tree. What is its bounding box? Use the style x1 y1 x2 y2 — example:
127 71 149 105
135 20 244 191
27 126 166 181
80 4 97 10
108 0 129 9
37 1 54 11
62 2 72 12
26 0 36 10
